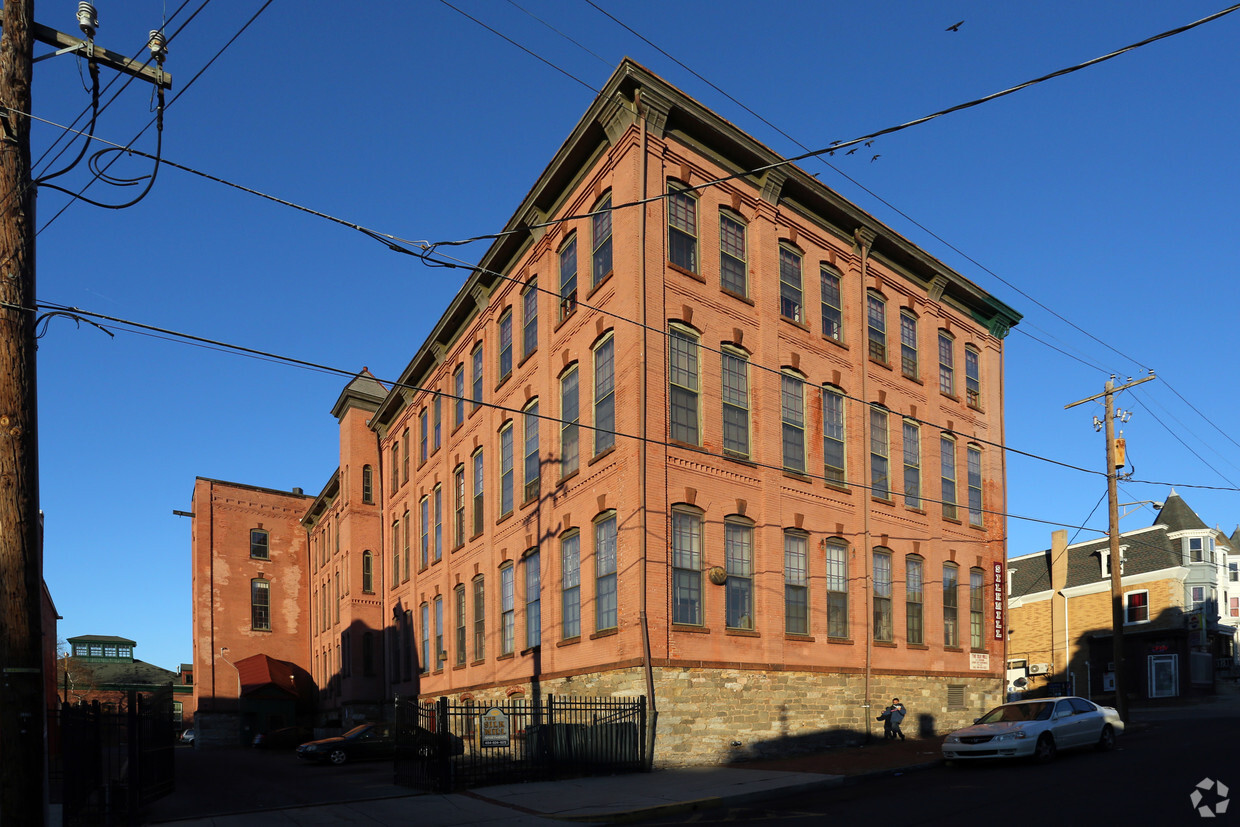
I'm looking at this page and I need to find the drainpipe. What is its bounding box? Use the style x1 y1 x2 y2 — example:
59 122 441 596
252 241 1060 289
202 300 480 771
854 228 874 740
636 87 658 770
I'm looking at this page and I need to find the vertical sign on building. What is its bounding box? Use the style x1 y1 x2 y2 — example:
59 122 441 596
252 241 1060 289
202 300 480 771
993 560 1005 641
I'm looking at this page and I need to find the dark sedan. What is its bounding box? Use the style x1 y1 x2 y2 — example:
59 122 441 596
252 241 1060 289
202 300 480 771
296 723 394 765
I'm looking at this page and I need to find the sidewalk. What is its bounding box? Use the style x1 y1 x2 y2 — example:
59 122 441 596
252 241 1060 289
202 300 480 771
143 735 943 826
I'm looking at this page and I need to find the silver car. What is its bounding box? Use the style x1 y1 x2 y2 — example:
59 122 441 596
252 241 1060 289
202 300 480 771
942 697 1123 763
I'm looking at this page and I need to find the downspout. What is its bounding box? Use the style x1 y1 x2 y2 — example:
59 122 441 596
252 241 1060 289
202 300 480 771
636 88 658 769
999 344 1008 703
209 481 216 719
855 228 874 740
1063 589 1070 692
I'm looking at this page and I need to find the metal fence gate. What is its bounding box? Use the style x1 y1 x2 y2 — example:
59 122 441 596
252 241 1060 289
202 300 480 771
395 694 646 792
52 686 176 826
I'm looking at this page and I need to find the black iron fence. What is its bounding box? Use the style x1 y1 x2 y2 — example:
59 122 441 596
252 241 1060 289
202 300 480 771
51 687 176 826
395 694 646 791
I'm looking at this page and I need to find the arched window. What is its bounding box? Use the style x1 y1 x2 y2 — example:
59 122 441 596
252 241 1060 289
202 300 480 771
361 550 374 593
592 192 613 288
873 548 893 642
362 465 374 504
671 506 703 625
726 517 754 630
905 555 924 644
667 182 698 272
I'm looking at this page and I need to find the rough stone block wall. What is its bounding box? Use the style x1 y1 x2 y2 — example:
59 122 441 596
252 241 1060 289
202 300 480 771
437 665 1001 766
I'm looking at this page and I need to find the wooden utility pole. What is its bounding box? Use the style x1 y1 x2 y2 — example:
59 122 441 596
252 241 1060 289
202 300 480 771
0 1 42 824
1066 372 1154 724
0 4 170 821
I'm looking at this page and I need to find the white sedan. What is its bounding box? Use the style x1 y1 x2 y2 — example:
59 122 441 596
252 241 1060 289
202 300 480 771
942 697 1123 763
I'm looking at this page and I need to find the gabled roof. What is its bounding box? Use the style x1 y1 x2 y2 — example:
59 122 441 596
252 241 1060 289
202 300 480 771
71 657 178 689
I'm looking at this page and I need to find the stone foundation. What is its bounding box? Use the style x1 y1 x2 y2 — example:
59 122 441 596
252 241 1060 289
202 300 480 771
434 666 1002 766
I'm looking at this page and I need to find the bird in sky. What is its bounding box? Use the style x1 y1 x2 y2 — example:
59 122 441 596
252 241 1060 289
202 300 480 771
946 20 964 32
864 140 874 147
871 154 881 162
846 147 859 155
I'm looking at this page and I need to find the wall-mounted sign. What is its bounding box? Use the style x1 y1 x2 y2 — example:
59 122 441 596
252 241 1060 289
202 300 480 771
970 652 991 671
993 561 1005 640
480 707 510 748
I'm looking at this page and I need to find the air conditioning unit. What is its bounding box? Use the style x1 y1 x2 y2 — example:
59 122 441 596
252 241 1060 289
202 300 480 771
1027 663 1051 675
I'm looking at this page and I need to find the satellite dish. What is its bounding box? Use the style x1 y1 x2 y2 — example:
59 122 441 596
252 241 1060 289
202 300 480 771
1012 677 1028 689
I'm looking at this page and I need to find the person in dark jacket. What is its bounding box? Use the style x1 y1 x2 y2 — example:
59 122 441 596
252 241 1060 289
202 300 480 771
877 698 907 740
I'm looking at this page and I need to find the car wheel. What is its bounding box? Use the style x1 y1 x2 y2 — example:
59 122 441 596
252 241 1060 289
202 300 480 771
416 743 435 759
1034 734 1056 763
1096 724 1115 751
329 748 349 765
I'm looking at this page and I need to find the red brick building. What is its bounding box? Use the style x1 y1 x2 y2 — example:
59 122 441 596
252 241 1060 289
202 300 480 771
364 60 1020 764
189 478 313 747
191 61 1020 764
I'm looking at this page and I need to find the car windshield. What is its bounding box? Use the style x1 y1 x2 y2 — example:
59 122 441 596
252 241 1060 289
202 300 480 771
342 725 373 738
977 702 1053 724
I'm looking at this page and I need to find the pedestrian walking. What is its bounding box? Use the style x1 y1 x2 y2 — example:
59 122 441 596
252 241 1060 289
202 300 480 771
877 698 907 740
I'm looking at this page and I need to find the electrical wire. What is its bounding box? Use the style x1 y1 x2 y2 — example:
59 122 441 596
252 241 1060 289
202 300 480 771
11 297 1124 535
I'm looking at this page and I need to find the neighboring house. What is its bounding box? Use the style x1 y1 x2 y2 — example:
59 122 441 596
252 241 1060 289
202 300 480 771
1007 491 1238 703
60 635 191 726
190 60 1023 764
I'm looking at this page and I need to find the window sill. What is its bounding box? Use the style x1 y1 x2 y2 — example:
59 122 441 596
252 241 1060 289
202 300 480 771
944 646 964 653
588 446 616 466
723 453 756 468
468 403 483 420
827 636 853 645
556 636 581 648
785 633 816 643
497 652 515 661
871 496 894 507
824 480 851 494
554 308 578 332
470 659 486 667
940 392 960 403
823 335 848 350
783 470 813 484
726 628 759 637
668 262 705 282
869 357 893 372
902 372 922 385
452 663 467 671
497 511 514 526
559 469 580 486
518 350 537 370
520 645 542 657
721 287 754 306
521 492 541 508
494 374 512 393
470 531 484 543
668 439 708 453
780 315 810 333
671 624 709 634
904 506 926 516
907 643 929 650
586 271 614 298
967 402 984 413
942 515 961 525
969 522 986 531
874 640 897 648
590 628 618 640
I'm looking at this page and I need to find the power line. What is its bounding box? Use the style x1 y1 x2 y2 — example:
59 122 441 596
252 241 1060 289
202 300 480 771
14 297 1130 533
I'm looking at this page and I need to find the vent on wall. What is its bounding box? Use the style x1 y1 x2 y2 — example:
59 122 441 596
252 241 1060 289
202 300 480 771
946 684 966 709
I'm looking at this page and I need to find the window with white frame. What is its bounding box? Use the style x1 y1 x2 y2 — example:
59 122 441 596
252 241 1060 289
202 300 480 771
721 348 750 458
593 333 616 455
782 372 806 473
873 548 893 642
823 386 846 484
899 310 918 379
719 211 747 296
595 512 618 631
1125 590 1149 623
669 327 700 445
672 507 703 625
523 400 540 502
498 309 513 380
967 444 983 526
903 420 921 508
870 405 890 499
559 235 578 319
525 551 541 649
725 518 753 630
821 264 843 341
500 422 514 517
938 332 955 396
867 291 887 363
522 279 538 359
500 564 515 655
786 531 809 635
561 366 579 477
943 563 959 647
667 184 698 272
779 245 803 322
561 530 580 639
906 555 924 645
471 343 484 410
965 345 981 408
941 435 958 520
826 539 848 638
592 193 613 287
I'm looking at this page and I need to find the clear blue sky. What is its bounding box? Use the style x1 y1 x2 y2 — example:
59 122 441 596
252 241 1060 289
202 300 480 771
31 1 1240 673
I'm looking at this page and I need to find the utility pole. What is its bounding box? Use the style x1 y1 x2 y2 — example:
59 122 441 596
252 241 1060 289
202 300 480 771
1065 372 1154 723
0 4 169 822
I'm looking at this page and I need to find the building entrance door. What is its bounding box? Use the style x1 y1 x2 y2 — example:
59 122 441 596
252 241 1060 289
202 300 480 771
1149 654 1178 698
